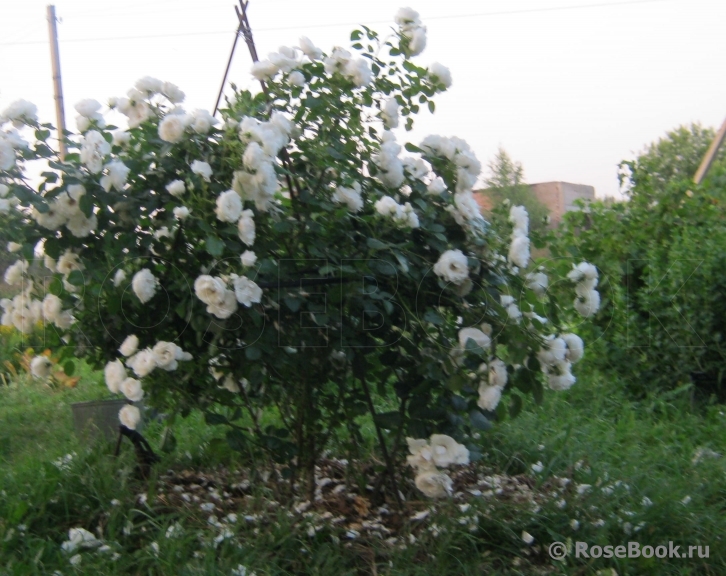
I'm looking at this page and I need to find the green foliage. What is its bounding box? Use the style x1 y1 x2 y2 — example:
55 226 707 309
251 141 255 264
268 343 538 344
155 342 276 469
550 123 726 394
0 16 588 500
2 362 726 574
483 148 550 233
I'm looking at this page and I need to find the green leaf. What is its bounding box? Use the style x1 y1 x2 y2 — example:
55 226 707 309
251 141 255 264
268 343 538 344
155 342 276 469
350 29 363 40
175 299 187 319
366 238 388 250
160 427 177 453
63 361 75 376
9 500 28 524
67 270 85 287
450 395 468 411
35 129 51 141
373 411 402 430
205 235 224 257
226 428 247 452
245 346 262 361
312 313 329 326
469 410 493 430
49 276 63 296
284 297 301 312
205 412 229 426
423 309 444 325
509 394 523 418
197 219 214 234
79 194 93 218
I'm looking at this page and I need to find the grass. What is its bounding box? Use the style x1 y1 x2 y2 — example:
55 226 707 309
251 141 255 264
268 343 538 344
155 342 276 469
1 354 726 575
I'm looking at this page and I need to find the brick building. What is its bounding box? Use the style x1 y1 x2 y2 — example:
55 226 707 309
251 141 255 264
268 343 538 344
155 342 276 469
475 181 595 226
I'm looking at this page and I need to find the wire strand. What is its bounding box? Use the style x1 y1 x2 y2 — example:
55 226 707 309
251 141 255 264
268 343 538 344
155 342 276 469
0 0 674 47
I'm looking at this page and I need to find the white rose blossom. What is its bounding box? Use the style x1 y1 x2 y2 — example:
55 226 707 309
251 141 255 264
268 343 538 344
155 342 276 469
127 348 156 378
100 160 130 192
488 358 508 388
166 180 186 197
251 60 279 81
509 205 529 236
191 160 213 182
458 327 490 353
562 333 584 363
415 471 453 498
194 275 227 306
158 114 187 143
152 341 183 371
428 62 452 89
57 250 83 276
429 434 469 467
119 334 139 357
1 99 38 127
190 109 217 134
381 97 400 129
241 250 257 267
131 269 158 303
433 249 469 285
206 289 238 319
332 183 363 213
80 130 111 174
477 383 502 412
299 36 323 60
233 276 263 307
42 294 62 323
60 528 101 553
526 271 548 297
113 269 126 288
162 81 185 104
574 288 601 318
427 177 446 195
237 209 256 246
30 356 53 378
135 76 163 94
119 404 141 430
4 259 28 285
215 190 243 223
395 7 427 57
288 71 305 86
104 360 127 394
373 132 405 188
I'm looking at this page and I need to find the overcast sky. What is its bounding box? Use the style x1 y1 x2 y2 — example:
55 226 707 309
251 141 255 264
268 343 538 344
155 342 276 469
2 0 725 198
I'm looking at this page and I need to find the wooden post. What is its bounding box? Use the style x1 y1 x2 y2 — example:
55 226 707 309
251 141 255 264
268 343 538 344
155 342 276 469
213 24 242 115
47 5 66 160
694 117 726 185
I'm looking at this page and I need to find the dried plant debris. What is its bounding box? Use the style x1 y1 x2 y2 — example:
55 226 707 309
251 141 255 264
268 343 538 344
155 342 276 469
142 458 577 553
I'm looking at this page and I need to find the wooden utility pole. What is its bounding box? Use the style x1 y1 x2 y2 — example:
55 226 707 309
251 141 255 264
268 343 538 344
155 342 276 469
47 5 66 160
694 116 726 185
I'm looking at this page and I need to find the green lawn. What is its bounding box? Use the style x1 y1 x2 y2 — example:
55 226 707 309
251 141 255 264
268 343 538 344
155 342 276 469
1 357 725 575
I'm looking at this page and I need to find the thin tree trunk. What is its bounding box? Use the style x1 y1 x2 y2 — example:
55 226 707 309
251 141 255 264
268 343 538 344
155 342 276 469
359 373 403 509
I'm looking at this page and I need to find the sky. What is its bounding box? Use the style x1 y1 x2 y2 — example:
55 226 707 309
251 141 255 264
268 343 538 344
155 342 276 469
1 0 725 198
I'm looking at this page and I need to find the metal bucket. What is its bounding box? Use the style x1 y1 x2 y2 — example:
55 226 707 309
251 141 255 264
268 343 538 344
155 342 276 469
71 399 141 442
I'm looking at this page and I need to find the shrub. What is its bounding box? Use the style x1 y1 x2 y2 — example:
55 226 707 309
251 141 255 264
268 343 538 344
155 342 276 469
0 8 593 498
549 124 726 395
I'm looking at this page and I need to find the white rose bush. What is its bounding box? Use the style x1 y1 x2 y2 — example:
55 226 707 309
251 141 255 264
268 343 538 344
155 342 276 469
0 8 597 501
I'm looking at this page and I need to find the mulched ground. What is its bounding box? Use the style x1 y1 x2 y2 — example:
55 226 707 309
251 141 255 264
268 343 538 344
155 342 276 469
146 457 573 569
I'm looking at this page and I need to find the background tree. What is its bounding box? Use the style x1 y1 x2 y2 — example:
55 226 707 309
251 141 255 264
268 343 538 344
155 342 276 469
550 123 726 396
483 148 550 233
